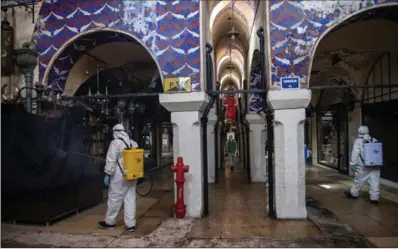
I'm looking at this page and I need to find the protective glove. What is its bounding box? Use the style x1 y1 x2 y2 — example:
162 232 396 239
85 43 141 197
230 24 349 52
350 165 357 173
104 175 110 186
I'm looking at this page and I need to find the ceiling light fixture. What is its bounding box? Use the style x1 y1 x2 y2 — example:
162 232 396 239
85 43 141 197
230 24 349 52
227 1 239 41
228 27 239 40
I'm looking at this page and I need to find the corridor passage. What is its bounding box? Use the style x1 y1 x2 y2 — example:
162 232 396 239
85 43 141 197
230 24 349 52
188 161 321 240
306 165 398 247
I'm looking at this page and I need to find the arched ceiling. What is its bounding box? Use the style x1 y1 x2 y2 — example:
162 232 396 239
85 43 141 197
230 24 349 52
311 19 398 89
310 11 398 108
217 52 244 80
218 58 243 82
210 0 256 90
216 36 246 63
48 31 142 92
64 41 156 96
220 71 240 89
221 81 239 90
209 0 256 13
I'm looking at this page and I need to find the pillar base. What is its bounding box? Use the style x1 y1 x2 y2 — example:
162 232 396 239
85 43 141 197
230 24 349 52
159 92 208 218
246 113 267 183
268 89 311 219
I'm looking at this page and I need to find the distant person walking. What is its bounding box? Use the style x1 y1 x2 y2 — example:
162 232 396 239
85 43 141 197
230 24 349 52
226 135 237 170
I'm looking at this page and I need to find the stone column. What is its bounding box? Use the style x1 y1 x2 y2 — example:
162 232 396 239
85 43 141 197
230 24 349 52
311 114 318 165
268 89 311 219
159 92 208 218
207 107 217 183
246 113 267 182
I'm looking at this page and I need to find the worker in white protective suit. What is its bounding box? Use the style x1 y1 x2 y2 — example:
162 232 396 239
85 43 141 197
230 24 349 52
344 126 380 205
98 124 139 231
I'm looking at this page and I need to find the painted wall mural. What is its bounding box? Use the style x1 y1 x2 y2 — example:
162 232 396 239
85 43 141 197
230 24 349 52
269 0 398 88
248 50 262 112
33 0 200 93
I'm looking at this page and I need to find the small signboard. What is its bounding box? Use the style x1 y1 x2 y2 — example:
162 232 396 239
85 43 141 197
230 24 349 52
280 77 300 89
163 77 192 93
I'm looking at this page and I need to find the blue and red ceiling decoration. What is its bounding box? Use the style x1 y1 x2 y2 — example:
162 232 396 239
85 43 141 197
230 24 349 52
32 0 200 93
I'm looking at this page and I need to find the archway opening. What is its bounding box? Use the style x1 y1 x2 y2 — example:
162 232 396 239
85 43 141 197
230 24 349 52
202 0 272 228
307 5 398 185
49 30 175 210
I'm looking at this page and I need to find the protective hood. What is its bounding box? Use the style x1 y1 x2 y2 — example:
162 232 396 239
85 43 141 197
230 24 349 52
358 126 369 136
112 124 130 143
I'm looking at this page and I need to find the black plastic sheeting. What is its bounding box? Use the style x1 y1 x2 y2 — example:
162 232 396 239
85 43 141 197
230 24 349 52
1 104 101 199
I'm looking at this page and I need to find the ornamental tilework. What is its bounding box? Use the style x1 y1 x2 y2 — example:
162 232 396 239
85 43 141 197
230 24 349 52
32 0 200 93
248 54 262 112
268 0 398 88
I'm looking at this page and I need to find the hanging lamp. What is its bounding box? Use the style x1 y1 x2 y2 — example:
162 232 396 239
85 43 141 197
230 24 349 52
227 1 240 40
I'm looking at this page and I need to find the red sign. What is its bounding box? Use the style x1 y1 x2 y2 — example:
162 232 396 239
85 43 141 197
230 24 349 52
225 95 236 122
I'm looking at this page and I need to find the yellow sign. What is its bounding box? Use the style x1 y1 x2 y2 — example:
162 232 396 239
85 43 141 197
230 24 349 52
163 77 192 93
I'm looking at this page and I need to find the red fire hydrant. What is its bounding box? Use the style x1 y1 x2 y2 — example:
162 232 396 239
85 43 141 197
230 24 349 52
171 157 189 219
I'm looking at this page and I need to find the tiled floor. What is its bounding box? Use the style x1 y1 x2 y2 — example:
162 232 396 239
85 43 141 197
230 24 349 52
2 190 173 237
306 165 398 247
2 166 174 238
188 163 321 239
3 160 398 247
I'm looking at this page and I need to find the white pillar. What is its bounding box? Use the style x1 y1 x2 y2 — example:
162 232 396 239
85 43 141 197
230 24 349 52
268 89 311 219
311 114 318 164
207 107 217 183
159 92 208 218
246 113 267 182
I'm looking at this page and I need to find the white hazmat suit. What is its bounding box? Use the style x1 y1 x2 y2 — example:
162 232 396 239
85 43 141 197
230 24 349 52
104 124 139 228
348 126 380 201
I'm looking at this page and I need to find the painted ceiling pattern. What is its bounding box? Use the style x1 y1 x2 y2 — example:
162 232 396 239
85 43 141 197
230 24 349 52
268 0 398 88
33 0 200 92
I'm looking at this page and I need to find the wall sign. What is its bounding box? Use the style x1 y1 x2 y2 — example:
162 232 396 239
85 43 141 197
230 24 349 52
163 77 192 93
280 77 300 89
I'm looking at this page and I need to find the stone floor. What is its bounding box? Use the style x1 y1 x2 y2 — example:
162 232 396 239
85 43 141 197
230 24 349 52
1 166 176 246
2 162 398 247
306 164 398 248
188 166 321 239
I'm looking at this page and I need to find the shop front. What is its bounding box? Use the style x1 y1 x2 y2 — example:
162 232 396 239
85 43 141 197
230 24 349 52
316 108 349 174
362 99 398 184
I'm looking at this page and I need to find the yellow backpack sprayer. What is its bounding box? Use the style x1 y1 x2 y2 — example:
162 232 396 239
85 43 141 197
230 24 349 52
116 138 144 180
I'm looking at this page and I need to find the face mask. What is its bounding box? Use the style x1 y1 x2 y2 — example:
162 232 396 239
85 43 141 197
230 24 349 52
113 129 127 137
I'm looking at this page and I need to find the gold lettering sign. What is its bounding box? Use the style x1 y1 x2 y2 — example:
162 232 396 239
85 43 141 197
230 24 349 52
164 77 192 93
